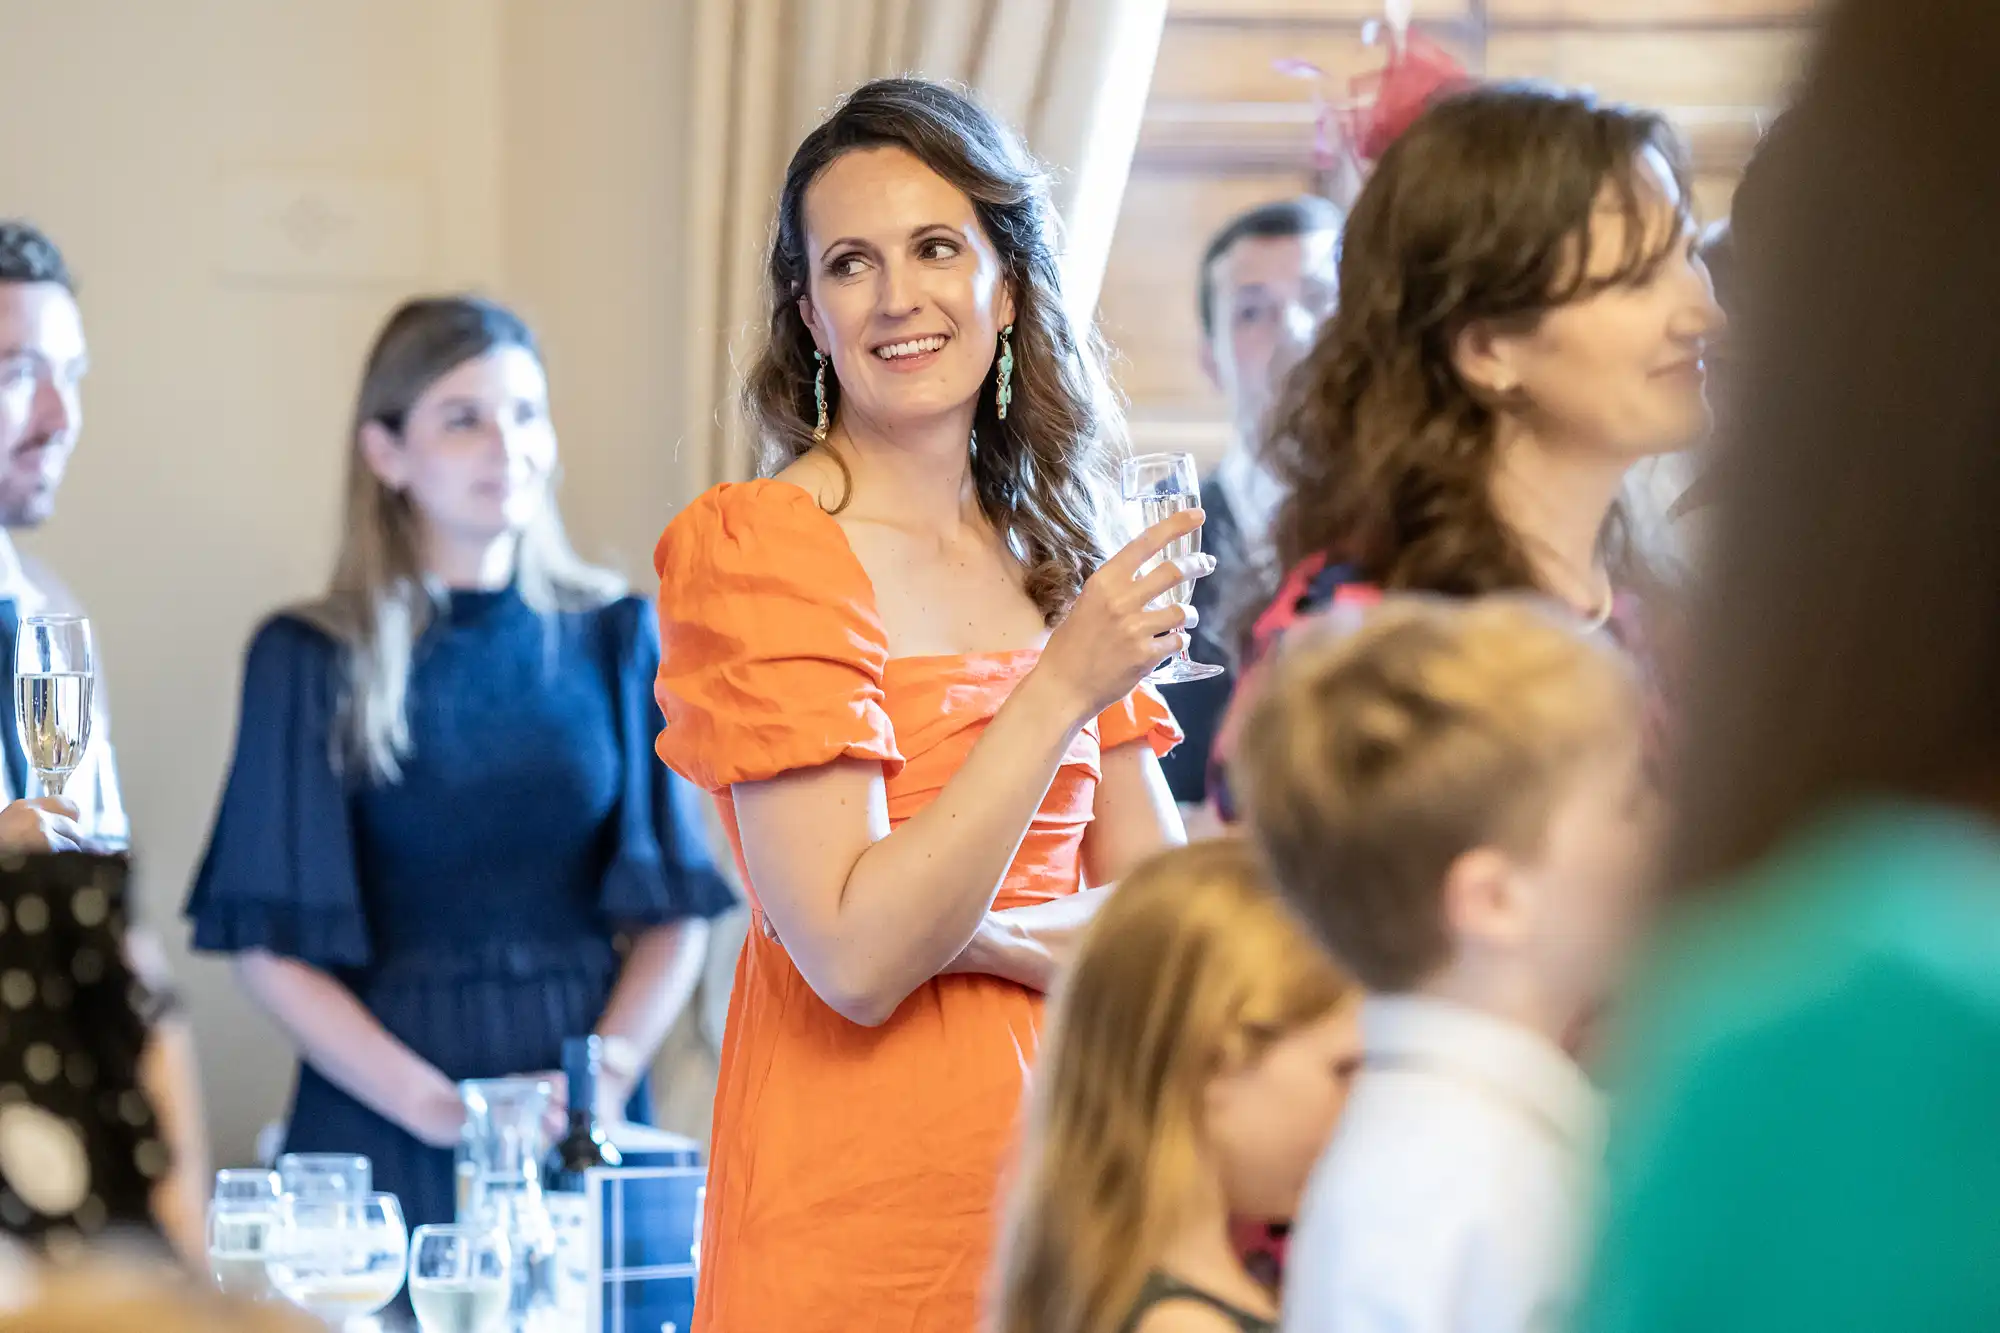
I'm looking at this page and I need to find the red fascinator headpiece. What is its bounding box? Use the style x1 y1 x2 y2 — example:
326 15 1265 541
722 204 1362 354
1278 2 1473 176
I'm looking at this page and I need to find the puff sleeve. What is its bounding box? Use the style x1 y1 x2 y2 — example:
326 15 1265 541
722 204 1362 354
1096 681 1183 759
653 481 905 792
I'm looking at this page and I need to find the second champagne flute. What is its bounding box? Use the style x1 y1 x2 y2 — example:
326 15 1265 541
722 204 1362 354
1119 453 1224 684
13 614 92 797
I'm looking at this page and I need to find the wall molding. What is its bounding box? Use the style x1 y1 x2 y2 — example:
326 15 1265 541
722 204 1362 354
1133 101 1764 174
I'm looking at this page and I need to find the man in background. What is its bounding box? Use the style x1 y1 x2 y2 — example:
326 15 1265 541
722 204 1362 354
0 220 126 853
0 220 204 1255
1162 196 1343 819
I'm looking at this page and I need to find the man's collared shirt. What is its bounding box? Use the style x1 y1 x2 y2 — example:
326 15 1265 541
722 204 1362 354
1282 994 1605 1333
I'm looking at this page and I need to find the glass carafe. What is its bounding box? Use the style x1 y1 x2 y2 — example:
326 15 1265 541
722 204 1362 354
456 1077 559 1330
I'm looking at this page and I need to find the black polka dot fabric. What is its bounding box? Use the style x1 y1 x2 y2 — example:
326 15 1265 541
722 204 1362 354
0 852 166 1258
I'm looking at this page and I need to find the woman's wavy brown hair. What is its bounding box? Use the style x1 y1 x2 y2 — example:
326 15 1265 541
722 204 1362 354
742 77 1123 624
1250 82 1692 647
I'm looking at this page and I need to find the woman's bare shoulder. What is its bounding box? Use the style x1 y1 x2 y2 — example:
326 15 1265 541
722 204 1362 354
772 450 845 510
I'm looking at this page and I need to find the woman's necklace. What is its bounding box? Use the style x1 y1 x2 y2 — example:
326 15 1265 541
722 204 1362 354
1520 532 1616 632
1530 541 1616 633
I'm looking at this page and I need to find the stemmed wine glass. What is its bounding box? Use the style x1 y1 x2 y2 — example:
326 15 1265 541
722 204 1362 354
409 1224 511 1333
267 1191 408 1328
207 1168 282 1301
13 614 92 796
1120 453 1224 684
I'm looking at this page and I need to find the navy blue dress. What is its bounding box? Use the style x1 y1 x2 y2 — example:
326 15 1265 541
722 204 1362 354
185 589 734 1230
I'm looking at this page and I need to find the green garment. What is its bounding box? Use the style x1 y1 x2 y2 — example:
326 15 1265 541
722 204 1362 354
1578 804 2000 1333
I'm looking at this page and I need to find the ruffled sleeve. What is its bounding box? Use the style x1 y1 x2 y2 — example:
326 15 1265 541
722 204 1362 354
653 481 905 791
597 596 740 925
1096 681 1182 759
183 615 372 970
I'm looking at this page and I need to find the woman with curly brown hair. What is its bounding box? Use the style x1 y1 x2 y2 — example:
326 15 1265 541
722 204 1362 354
1209 82 1721 819
651 78 1201 1332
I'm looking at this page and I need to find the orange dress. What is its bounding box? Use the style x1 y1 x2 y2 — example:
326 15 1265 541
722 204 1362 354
653 480 1181 1333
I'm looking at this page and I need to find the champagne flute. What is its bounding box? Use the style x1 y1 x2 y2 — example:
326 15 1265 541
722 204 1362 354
13 614 92 797
409 1224 511 1333
1120 453 1224 684
268 1192 408 1327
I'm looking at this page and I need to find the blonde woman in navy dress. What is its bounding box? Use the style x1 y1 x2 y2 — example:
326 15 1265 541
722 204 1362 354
186 296 734 1228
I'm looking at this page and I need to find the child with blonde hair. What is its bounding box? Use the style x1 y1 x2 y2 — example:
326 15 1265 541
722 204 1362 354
992 839 1360 1333
1233 595 1655 1333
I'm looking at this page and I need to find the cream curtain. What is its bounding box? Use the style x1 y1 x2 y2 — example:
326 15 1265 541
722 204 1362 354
676 0 1170 491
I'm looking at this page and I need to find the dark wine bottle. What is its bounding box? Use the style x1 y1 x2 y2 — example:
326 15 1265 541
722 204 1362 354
545 1035 623 1194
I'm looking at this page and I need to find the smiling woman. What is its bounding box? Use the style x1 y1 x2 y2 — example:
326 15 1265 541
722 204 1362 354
1207 84 1722 825
655 78 1200 1333
742 77 1121 624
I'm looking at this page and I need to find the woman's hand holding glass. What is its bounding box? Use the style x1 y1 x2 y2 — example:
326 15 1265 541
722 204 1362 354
1029 509 1212 723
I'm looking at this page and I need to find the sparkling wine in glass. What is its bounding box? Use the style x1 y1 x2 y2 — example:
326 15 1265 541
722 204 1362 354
268 1192 408 1328
14 614 92 797
1120 453 1224 684
409 1224 512 1333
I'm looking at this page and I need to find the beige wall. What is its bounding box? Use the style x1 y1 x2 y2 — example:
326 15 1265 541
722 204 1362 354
0 0 702 1163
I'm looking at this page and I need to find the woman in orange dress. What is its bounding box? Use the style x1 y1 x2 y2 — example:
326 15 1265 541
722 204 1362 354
653 79 1203 1333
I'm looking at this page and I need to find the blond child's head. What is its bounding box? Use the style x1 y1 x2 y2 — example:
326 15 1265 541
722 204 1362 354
1233 596 1655 1027
992 839 1358 1333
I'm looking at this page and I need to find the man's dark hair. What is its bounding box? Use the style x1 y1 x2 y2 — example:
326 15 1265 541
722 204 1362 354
1197 195 1344 337
0 221 73 292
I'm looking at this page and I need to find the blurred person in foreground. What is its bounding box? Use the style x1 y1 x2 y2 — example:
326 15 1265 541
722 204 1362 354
1234 597 1656 1333
1165 197 1342 821
993 839 1359 1333
0 855 201 1280
1578 1 2000 1329
0 1263 314 1329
